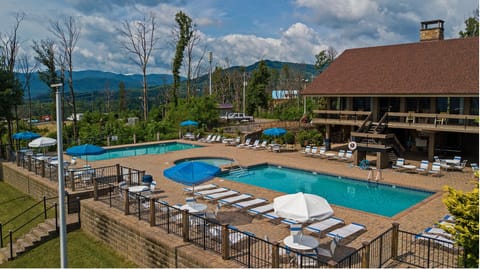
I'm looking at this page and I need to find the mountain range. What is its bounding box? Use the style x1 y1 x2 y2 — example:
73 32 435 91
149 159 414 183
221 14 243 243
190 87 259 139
18 60 316 98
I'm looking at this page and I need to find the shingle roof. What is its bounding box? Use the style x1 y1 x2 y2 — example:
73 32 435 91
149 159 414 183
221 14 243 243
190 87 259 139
303 37 479 96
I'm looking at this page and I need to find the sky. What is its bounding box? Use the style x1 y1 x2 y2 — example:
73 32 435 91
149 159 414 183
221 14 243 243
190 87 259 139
0 0 477 76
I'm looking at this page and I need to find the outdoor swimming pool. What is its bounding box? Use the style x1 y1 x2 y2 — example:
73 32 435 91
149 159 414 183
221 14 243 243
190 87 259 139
84 142 201 161
175 157 235 167
221 164 434 217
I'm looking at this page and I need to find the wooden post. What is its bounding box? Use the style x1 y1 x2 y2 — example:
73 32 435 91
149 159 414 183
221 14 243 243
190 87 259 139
361 241 371 268
116 164 121 183
93 178 98 201
272 242 280 268
28 155 32 171
391 222 400 260
221 224 230 260
41 160 46 177
16 152 20 166
182 210 189 242
124 189 130 215
149 198 155 227
70 171 75 191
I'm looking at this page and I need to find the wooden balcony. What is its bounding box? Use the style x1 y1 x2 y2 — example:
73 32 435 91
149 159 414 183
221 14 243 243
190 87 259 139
312 110 479 134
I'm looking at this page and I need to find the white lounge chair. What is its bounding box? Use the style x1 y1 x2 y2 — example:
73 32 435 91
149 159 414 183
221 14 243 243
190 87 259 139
183 183 218 193
316 237 338 258
247 203 274 215
204 203 221 220
329 149 345 160
327 223 366 241
237 138 252 148
204 190 239 200
416 160 430 174
452 159 468 172
219 193 253 205
305 217 345 234
316 147 327 158
254 140 268 150
307 146 318 157
392 158 405 171
301 145 311 155
415 233 455 248
208 225 254 246
232 198 267 209
248 139 260 149
428 162 442 176
194 187 229 196
424 227 453 239
442 214 456 223
340 150 353 162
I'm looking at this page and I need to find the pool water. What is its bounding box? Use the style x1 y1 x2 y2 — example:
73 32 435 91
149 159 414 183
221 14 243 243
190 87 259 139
221 164 433 217
84 142 201 161
175 157 234 167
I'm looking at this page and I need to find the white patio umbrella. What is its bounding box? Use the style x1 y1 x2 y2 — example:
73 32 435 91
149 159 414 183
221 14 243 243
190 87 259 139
273 192 333 223
28 137 57 148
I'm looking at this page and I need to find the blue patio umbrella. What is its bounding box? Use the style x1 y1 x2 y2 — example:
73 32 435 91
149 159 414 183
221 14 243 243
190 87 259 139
163 161 220 191
180 120 199 127
263 127 287 137
13 131 41 140
66 144 106 165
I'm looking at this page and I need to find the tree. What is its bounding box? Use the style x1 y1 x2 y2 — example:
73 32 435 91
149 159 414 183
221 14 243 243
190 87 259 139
32 39 58 104
172 11 194 106
49 16 81 143
18 55 37 130
442 182 479 268
459 9 479 37
314 46 337 73
246 60 270 115
118 13 159 121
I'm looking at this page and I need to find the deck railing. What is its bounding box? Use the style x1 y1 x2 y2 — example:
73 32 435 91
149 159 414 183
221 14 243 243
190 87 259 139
94 185 464 268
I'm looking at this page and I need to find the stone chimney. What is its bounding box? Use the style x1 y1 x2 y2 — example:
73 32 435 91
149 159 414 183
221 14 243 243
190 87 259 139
420 20 444 41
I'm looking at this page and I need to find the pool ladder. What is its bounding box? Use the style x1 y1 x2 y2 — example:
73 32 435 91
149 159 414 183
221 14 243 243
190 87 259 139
229 167 251 177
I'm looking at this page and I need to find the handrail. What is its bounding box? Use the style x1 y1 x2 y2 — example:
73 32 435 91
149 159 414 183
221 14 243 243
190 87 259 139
2 196 57 226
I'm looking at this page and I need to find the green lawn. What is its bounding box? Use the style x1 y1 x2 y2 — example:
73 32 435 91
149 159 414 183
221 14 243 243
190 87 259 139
0 181 137 268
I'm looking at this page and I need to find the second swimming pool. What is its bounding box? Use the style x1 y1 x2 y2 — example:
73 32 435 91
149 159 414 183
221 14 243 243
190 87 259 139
221 164 434 217
84 142 201 161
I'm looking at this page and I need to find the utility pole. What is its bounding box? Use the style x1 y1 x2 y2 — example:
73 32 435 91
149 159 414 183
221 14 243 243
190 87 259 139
243 72 247 114
208 51 212 95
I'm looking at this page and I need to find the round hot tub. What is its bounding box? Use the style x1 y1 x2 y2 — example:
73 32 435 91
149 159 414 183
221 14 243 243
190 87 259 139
174 157 235 167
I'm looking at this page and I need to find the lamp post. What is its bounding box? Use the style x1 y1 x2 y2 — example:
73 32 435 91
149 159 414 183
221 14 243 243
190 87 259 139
208 51 212 95
243 72 247 114
302 79 308 114
51 83 67 268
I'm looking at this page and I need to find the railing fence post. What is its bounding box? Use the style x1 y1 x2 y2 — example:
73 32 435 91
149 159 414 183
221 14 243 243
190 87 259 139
391 222 400 260
70 171 75 191
181 210 189 242
43 196 47 219
0 223 3 248
361 241 371 268
54 203 58 233
41 160 45 178
149 198 155 227
9 230 13 259
272 242 280 268
124 189 130 215
93 178 98 201
221 224 230 260
76 197 81 225
116 164 121 183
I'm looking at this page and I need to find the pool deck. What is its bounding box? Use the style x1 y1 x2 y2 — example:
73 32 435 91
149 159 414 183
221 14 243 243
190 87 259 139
84 139 476 254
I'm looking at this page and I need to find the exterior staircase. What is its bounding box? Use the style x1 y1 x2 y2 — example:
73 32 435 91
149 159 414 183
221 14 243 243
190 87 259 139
0 218 57 263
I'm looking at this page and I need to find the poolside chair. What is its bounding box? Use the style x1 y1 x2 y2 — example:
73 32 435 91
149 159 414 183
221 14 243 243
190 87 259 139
305 217 345 235
327 223 366 242
218 193 253 205
232 198 267 209
307 146 318 157
428 162 442 176
272 144 281 153
340 150 353 162
208 225 254 247
452 160 468 172
183 183 218 193
248 139 260 149
247 203 274 216
441 214 456 223
316 236 338 258
254 140 268 150
281 218 300 226
185 196 197 206
194 187 229 197
199 134 212 142
416 160 430 175
237 138 251 148
392 158 405 171
206 135 218 143
204 203 221 221
70 157 77 166
150 181 157 192
329 149 345 160
471 163 479 174
415 232 455 249
204 190 239 201
424 227 453 239
301 145 311 155
316 147 327 158
227 137 241 146
290 223 303 243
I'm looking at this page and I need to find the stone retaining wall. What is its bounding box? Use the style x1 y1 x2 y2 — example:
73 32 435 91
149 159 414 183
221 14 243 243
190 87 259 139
80 199 236 268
